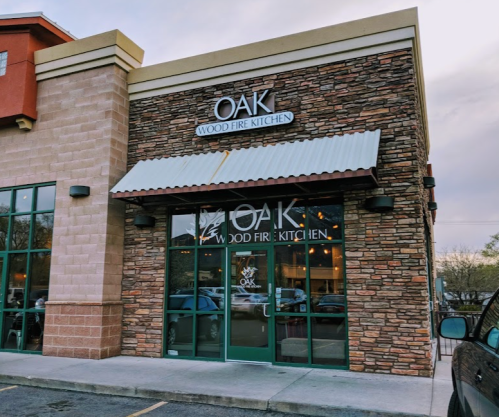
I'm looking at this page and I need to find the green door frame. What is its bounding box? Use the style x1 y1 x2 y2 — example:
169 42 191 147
0 254 6 347
226 246 274 362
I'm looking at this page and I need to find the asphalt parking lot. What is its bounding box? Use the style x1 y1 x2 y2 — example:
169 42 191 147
0 383 309 417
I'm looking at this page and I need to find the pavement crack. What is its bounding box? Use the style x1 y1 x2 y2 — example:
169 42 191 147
267 369 313 411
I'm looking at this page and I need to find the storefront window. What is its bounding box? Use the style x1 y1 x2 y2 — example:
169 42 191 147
0 184 56 353
165 200 346 367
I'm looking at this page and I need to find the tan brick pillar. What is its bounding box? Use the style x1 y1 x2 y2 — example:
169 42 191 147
32 31 144 359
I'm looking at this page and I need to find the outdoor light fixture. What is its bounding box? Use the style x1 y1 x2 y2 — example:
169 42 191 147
365 196 394 213
428 202 438 211
133 215 156 228
423 177 436 189
69 185 90 197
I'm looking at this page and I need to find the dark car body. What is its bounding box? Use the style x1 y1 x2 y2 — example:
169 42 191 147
167 295 220 345
439 288 499 417
315 294 345 314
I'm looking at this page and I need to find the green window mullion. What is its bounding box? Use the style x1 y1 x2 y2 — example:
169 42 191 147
304 205 312 365
192 209 200 357
23 251 33 319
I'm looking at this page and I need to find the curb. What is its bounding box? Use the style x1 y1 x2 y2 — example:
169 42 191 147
0 374 429 417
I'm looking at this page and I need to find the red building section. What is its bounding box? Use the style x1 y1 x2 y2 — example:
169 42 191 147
0 14 74 128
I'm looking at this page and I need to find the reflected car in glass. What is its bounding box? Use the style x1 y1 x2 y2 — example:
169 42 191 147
175 288 221 307
231 293 266 316
278 288 307 313
315 294 345 320
167 295 220 345
438 288 499 417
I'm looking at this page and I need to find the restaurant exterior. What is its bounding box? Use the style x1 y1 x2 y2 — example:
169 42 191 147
0 8 437 377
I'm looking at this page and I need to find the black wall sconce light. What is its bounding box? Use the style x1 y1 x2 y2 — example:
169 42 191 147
428 202 438 211
134 215 156 228
365 196 394 213
423 177 436 189
69 185 90 197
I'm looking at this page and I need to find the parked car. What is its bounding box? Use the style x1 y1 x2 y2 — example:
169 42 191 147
175 288 221 307
231 293 266 316
200 285 250 310
167 295 220 346
277 288 307 313
438 287 499 417
314 294 345 322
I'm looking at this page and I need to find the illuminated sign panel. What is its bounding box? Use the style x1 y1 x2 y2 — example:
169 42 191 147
196 90 294 136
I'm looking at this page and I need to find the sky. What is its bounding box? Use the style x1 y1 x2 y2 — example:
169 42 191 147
2 0 498 254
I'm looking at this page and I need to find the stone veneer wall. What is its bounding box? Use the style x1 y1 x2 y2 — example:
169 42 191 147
0 65 130 359
123 48 435 375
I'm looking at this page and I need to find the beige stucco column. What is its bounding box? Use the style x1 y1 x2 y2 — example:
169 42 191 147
30 31 144 359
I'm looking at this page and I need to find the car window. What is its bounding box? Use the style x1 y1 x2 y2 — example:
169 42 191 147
478 293 499 350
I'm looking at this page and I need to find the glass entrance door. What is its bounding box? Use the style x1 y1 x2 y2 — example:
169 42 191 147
227 249 272 362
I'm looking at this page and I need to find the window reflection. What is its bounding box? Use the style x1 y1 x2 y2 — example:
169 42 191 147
25 313 44 351
2 313 24 350
274 245 307 313
11 215 30 250
8 253 27 308
198 249 223 308
14 189 32 213
276 316 308 363
171 213 196 247
309 244 344 312
311 317 346 366
33 213 54 249
166 313 193 356
274 202 306 242
196 314 223 358
0 217 7 251
168 250 194 300
0 190 11 213
36 186 56 211
308 205 342 240
29 253 50 308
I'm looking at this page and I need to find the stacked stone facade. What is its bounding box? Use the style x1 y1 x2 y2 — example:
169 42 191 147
122 48 435 375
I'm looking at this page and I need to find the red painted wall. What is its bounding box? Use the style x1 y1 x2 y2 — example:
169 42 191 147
0 17 73 127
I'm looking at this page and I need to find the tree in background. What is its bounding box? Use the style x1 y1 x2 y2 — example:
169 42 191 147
483 232 499 259
438 246 499 307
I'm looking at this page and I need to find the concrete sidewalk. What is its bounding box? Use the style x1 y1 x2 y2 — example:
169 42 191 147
0 353 453 416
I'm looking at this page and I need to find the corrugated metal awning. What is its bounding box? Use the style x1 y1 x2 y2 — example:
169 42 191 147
111 130 380 204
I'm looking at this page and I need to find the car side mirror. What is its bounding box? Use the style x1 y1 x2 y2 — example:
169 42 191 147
438 316 469 340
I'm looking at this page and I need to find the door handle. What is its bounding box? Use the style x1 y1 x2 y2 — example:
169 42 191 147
263 303 271 318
